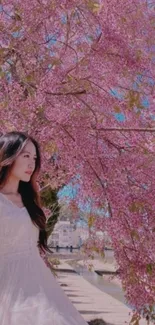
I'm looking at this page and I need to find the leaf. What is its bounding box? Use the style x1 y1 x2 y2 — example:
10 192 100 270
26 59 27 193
130 230 140 240
126 91 141 110
88 215 95 228
129 202 138 212
121 17 127 23
14 11 22 21
129 202 144 213
146 263 154 275
25 73 35 83
100 251 105 258
129 313 141 325
11 26 21 33
87 0 101 13
136 50 142 61
143 148 149 155
114 105 121 113
50 58 62 67
0 70 5 78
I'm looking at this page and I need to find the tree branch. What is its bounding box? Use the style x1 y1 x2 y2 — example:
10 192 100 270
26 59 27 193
95 127 155 133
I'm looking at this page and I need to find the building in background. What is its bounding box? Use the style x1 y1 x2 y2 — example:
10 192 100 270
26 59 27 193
48 216 89 248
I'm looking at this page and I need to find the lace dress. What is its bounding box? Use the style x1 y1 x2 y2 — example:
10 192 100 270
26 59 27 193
0 193 88 325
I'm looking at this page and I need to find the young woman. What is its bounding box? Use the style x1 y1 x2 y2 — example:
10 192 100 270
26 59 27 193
0 131 87 325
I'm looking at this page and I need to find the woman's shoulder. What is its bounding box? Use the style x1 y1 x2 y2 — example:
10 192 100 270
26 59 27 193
0 193 27 219
0 192 14 211
0 193 27 211
0 192 10 205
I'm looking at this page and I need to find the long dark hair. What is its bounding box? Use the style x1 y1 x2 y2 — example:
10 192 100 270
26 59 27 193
0 131 52 253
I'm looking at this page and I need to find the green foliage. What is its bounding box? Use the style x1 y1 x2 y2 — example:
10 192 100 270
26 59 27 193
146 263 154 275
40 185 60 237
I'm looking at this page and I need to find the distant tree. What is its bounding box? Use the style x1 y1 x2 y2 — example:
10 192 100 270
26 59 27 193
40 185 60 237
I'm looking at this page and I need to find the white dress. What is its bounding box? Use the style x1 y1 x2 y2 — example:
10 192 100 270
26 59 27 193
0 193 88 325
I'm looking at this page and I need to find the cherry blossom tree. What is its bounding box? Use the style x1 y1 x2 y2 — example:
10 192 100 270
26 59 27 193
0 0 155 322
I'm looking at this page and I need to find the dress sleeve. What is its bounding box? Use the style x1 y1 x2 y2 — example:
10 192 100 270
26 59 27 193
0 198 2 215
0 197 4 217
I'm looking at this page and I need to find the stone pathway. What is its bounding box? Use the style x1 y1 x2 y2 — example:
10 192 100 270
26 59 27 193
55 259 149 325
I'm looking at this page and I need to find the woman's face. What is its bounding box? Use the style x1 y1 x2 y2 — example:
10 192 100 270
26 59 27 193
10 141 37 182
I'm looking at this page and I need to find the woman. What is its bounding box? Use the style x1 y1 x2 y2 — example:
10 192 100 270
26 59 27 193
0 131 87 325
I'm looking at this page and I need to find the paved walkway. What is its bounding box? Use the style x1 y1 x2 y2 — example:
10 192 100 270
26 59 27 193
76 258 122 287
55 259 150 325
